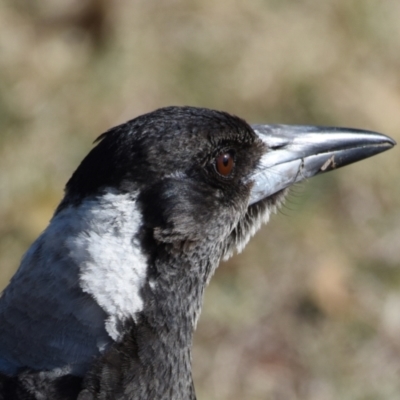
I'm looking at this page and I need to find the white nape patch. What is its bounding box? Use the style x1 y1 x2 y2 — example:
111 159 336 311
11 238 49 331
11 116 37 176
0 190 148 375
69 191 148 341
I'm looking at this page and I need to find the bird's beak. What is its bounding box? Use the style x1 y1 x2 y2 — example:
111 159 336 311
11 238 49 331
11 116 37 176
248 124 396 206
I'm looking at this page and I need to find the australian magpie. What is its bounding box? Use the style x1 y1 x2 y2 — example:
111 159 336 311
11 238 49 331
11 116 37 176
0 106 395 400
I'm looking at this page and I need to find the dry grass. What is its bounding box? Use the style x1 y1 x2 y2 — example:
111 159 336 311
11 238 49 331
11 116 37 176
1 1 400 398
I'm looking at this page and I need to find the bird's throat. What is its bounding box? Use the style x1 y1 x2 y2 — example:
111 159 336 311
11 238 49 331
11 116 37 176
83 327 196 399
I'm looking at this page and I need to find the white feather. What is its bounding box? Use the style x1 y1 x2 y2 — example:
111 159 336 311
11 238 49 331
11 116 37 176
72 191 148 340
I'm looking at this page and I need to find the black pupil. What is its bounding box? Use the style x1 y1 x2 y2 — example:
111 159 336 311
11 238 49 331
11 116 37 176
223 154 230 166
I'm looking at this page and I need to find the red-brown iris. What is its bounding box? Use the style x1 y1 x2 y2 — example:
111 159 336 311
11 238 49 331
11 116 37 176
215 151 234 176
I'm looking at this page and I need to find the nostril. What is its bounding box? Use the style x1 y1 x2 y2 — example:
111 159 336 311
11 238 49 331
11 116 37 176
269 143 287 150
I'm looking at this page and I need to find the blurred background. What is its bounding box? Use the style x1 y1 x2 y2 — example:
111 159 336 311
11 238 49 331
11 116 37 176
0 0 399 399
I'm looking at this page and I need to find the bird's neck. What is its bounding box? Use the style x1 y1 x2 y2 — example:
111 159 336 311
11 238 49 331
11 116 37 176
83 318 196 399
82 257 211 400
70 189 212 399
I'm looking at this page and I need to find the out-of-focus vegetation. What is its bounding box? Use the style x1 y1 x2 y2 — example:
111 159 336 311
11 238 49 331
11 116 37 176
0 0 399 398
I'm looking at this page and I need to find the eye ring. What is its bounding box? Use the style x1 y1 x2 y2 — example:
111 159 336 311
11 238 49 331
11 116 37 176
215 151 235 177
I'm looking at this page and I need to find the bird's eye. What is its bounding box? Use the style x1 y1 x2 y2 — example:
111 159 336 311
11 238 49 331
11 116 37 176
215 151 235 177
